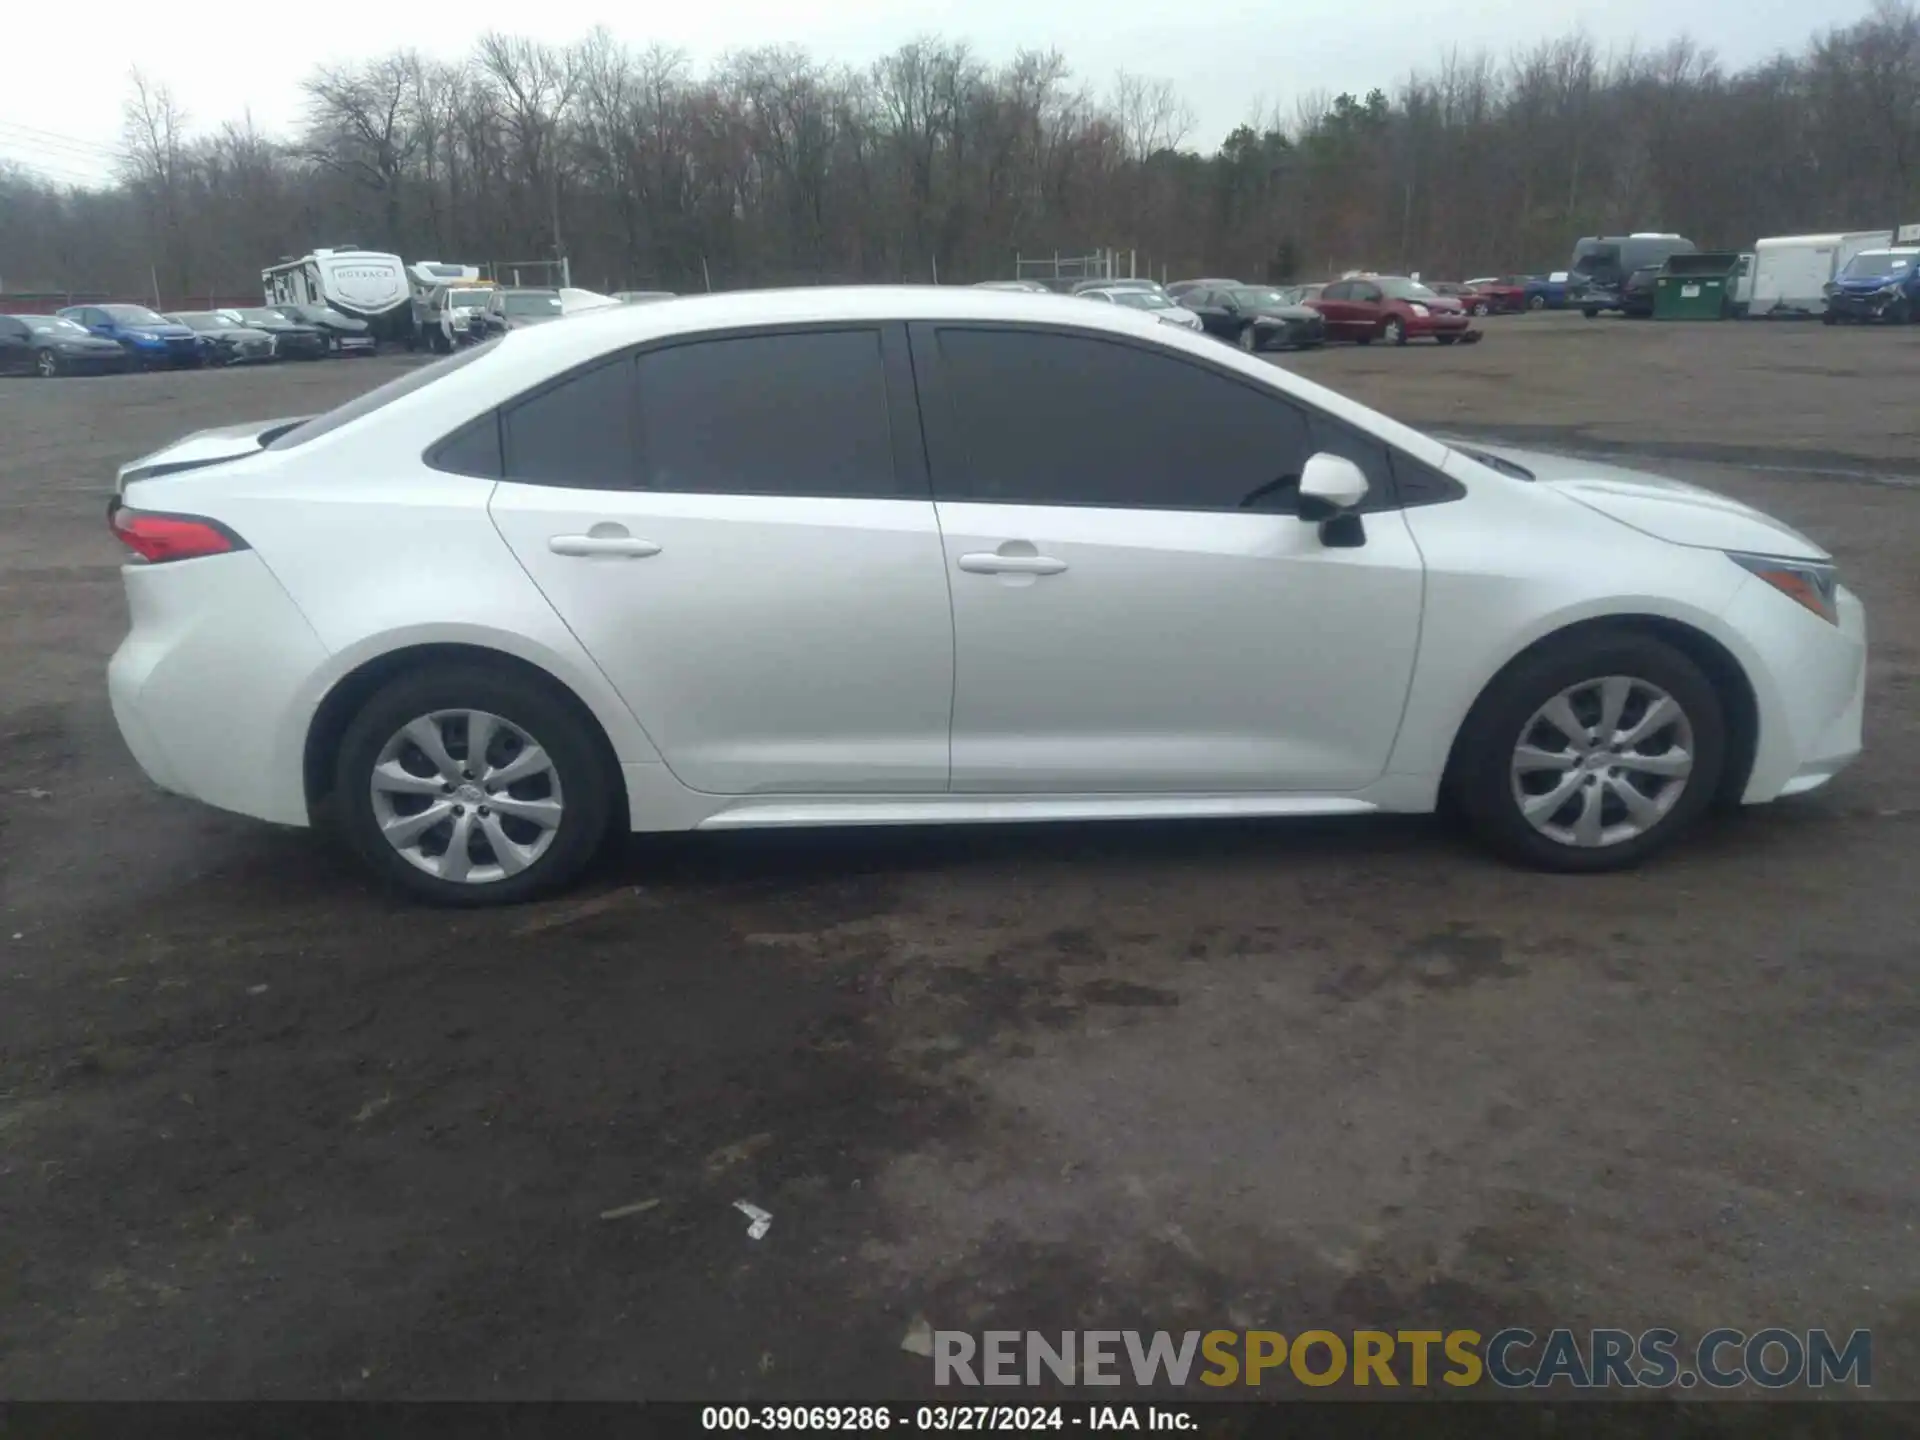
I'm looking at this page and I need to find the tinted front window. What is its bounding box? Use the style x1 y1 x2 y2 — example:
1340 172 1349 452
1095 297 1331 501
932 328 1309 512
502 358 635 487
635 330 898 498
101 305 165 324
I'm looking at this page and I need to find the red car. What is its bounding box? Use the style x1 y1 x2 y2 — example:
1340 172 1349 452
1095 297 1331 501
1462 276 1528 313
1306 276 1480 345
1427 281 1496 316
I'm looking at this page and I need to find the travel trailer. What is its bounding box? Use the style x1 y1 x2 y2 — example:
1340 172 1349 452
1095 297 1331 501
261 248 410 341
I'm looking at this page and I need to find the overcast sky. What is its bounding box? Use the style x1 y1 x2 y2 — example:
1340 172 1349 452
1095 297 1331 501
0 0 1865 188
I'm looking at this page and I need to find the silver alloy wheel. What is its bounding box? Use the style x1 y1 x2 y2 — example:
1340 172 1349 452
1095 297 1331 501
36 349 58 377
1239 325 1259 352
369 709 565 884
1384 318 1404 344
1509 675 1694 848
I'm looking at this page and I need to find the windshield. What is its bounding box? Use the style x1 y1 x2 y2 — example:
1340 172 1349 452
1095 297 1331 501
1841 250 1914 280
503 292 563 317
1378 278 1437 300
447 289 493 306
25 316 89 335
1229 287 1292 307
1112 291 1175 310
235 308 288 324
170 313 223 330
101 304 166 324
1571 245 1620 275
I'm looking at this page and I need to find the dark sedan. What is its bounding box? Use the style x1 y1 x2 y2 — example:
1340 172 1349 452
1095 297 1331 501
0 313 132 376
166 311 276 365
1166 276 1239 301
276 303 378 356
217 308 330 360
1180 283 1326 352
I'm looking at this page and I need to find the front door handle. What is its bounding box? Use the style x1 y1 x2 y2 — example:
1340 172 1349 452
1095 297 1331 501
958 552 1068 576
549 534 661 559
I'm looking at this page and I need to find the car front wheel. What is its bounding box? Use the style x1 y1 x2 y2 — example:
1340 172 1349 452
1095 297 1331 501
1528 294 1546 311
1450 631 1725 872
332 663 614 905
1383 317 1407 346
35 349 60 378
1238 326 1261 352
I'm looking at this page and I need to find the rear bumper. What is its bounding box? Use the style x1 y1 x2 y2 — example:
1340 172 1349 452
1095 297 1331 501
109 550 325 826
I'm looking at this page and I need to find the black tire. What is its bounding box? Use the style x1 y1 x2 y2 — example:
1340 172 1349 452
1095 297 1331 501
331 663 615 905
1436 334 1458 346
1581 307 1600 319
1471 300 1489 316
1527 294 1546 311
1449 629 1726 873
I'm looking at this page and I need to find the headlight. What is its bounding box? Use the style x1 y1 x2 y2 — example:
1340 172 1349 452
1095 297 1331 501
1728 551 1839 625
1409 303 1430 317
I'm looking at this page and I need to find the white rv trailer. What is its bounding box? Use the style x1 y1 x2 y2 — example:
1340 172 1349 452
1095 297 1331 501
1748 231 1890 317
261 247 411 340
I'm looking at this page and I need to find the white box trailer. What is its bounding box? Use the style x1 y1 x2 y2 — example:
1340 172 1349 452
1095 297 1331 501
1749 231 1890 316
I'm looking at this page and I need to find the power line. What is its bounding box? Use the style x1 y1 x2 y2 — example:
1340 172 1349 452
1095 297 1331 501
0 117 126 159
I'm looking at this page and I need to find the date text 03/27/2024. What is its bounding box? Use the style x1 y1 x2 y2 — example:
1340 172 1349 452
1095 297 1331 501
701 1406 1182 1431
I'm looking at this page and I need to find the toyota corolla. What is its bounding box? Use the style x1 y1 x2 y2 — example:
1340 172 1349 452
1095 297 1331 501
104 289 1865 904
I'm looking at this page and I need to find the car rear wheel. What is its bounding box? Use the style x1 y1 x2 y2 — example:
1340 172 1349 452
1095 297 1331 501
1382 317 1407 346
1471 301 1489 316
1450 630 1725 872
332 664 614 905
1527 294 1546 311
35 349 60 378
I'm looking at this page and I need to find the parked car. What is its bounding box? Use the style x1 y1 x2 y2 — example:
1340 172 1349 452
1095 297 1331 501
1077 286 1204 331
611 290 677 304
482 288 566 333
102 287 1865 904
217 308 330 360
1307 277 1478 345
1610 265 1661 319
1426 281 1494 316
1166 277 1239 300
57 303 202 369
1182 284 1326 351
1069 277 1165 296
1462 277 1529 313
0 313 133 376
275 303 378 356
166 311 277 366
415 285 497 353
1569 234 1696 313
974 280 1052 293
1823 247 1920 324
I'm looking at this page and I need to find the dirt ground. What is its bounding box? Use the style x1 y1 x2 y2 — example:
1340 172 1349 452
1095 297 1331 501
1 313 1916 1402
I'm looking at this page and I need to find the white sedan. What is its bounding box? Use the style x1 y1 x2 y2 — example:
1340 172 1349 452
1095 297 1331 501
105 288 1865 904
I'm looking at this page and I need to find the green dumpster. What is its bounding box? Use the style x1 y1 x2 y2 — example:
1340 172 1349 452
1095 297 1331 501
1653 251 1740 320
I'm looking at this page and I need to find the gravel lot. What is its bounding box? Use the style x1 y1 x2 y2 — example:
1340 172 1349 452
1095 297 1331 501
1 314 1916 1400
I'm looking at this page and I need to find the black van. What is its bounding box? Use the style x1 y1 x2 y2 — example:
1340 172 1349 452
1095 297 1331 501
1569 234 1698 315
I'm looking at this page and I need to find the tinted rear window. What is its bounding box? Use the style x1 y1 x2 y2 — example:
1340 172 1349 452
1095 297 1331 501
633 330 898 497
269 341 499 450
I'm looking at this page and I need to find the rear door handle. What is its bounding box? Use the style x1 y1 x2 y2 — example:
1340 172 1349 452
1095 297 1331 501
549 534 661 559
958 552 1068 576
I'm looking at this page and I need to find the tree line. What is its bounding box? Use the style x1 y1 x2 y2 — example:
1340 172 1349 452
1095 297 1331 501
2 2 1917 303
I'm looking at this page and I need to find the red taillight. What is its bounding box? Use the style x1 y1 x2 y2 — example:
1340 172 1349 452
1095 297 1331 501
108 504 247 563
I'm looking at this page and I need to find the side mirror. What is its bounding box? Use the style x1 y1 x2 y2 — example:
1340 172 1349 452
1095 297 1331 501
1298 452 1369 519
